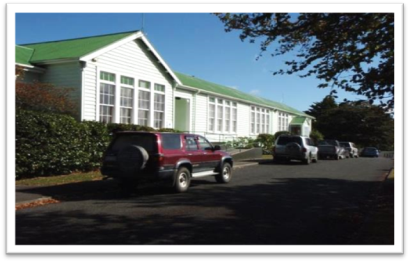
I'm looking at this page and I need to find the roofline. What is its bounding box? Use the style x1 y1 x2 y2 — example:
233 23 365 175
176 83 313 118
15 63 46 73
29 58 79 65
18 30 140 46
139 34 182 85
78 32 182 85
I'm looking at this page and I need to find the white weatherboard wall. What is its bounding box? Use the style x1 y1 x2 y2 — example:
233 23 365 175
193 93 207 134
237 102 250 137
18 71 41 83
39 62 82 117
82 38 174 126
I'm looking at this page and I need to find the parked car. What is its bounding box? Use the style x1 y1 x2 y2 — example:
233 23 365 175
360 147 380 157
317 139 344 160
339 142 359 158
272 135 319 164
101 132 233 194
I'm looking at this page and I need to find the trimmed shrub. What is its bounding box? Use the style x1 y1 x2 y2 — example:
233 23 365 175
16 109 99 178
273 131 291 141
254 134 275 154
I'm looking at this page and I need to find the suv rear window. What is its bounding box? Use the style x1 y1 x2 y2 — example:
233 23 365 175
277 136 302 146
110 134 157 153
339 142 350 147
161 134 181 150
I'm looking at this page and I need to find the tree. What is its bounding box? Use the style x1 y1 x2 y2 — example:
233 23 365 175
305 95 338 120
306 98 394 150
16 70 78 117
215 13 394 110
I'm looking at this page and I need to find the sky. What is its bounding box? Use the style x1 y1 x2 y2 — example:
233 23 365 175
15 13 370 112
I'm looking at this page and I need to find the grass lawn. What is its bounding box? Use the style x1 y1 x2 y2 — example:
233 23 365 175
262 154 272 160
16 171 103 187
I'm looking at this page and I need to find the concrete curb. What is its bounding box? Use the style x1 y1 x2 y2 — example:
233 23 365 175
16 196 53 205
384 168 394 181
233 162 259 169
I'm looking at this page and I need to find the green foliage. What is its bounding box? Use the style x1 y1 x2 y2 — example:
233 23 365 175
225 137 255 149
16 109 106 179
216 13 394 110
309 129 324 145
273 131 291 142
254 134 275 150
157 128 182 133
307 100 394 150
16 79 79 118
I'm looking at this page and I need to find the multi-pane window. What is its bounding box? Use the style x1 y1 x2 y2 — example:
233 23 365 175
278 112 289 131
99 71 115 123
138 80 151 126
232 103 237 133
217 104 223 132
208 97 237 133
251 106 270 134
256 108 261 133
120 76 134 124
209 103 215 131
266 113 270 133
138 90 150 126
154 84 165 128
225 101 230 132
98 72 168 127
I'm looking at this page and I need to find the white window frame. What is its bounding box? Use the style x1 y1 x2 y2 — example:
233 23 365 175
153 83 166 129
208 97 238 134
232 103 237 133
119 75 134 124
278 112 289 131
250 106 271 134
98 71 116 123
137 80 151 126
208 98 216 132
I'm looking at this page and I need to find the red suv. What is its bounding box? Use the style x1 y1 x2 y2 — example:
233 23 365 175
101 132 233 194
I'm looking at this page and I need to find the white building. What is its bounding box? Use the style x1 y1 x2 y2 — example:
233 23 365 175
16 30 313 141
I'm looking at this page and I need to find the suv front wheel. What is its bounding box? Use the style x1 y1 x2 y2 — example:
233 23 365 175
174 167 191 193
215 162 232 183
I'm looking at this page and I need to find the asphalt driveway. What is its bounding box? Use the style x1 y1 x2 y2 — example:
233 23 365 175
15 157 393 245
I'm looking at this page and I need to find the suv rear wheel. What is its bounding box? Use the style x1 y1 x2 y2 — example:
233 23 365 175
174 167 191 193
215 162 232 183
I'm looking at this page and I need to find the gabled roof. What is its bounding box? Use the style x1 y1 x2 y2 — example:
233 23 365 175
20 30 138 62
16 45 34 66
174 72 312 118
290 116 307 125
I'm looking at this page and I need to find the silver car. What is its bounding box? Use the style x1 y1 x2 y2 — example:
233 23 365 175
272 135 319 165
339 142 359 158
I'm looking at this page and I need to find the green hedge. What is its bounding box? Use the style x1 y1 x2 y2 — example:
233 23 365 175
16 109 179 179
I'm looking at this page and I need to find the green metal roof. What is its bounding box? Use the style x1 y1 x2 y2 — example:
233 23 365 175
174 72 312 118
16 46 34 66
21 30 139 62
290 116 307 125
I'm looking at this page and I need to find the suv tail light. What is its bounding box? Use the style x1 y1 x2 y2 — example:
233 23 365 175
272 146 276 153
156 153 164 165
302 147 307 153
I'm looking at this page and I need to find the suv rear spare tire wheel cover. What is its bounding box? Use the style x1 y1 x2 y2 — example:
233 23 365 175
117 145 149 175
175 167 190 193
285 142 302 153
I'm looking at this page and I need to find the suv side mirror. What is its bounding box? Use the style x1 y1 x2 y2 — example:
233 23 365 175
214 145 221 151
